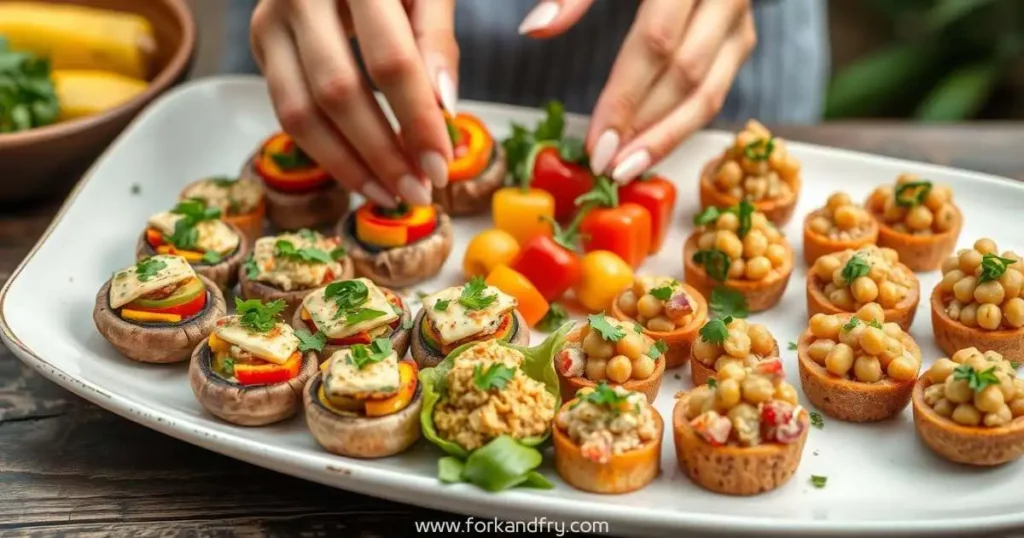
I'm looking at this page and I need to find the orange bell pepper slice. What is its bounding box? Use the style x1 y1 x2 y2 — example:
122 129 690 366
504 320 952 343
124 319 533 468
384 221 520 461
364 361 418 417
447 113 495 182
254 133 331 192
492 187 554 245
234 352 302 386
354 203 438 248
485 265 549 327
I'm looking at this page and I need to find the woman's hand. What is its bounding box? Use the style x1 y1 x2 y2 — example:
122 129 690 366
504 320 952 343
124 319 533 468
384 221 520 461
250 0 460 207
520 0 756 183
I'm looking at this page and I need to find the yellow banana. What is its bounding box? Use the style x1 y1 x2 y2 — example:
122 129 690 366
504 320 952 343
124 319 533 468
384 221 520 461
0 2 156 79
52 70 148 121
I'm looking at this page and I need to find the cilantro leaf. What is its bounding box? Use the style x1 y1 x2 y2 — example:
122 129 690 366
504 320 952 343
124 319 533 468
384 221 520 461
296 329 326 352
693 249 731 282
578 382 631 411
344 308 386 324
709 287 748 319
171 198 222 222
243 255 260 279
473 362 517 391
743 137 775 162
135 257 167 282
324 280 369 318
699 317 732 344
894 181 932 208
693 206 722 226
841 317 860 332
649 286 674 301
536 302 568 333
460 277 498 311
166 219 199 250
954 364 1000 393
810 475 827 488
868 319 884 329
810 411 824 429
201 251 222 265
235 298 286 333
274 239 333 264
434 299 451 311
841 255 870 285
649 340 669 360
788 341 798 351
735 199 754 239
978 253 1016 283
588 313 625 342
348 338 393 369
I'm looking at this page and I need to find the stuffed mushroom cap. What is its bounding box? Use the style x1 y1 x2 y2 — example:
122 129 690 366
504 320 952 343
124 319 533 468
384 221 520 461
241 151 351 232
290 290 413 360
337 207 453 289
135 221 250 291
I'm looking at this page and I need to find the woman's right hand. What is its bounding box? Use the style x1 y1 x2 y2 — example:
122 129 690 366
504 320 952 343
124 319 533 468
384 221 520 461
250 0 459 208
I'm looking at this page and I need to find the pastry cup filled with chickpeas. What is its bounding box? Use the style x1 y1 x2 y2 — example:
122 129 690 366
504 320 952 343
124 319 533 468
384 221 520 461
609 276 707 369
699 119 802 226
806 245 920 331
684 201 794 313
797 303 922 422
553 314 666 403
672 358 809 496
932 238 1024 362
865 174 962 272
913 347 1024 466
690 317 779 387
802 192 879 266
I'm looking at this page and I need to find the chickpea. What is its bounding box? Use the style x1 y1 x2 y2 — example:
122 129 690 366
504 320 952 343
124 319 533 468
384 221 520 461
715 378 741 410
825 343 854 377
745 256 772 281
941 256 960 274
646 316 675 333
809 216 831 235
616 290 639 317
1000 269 1024 299
834 205 861 230
974 238 998 255
924 186 948 212
965 353 990 373
826 192 852 212
859 326 887 355
829 288 855 310
880 247 900 264
774 383 800 405
953 276 978 304
716 161 743 189
984 405 1013 427
698 232 717 250
934 204 957 232
585 358 608 381
583 331 615 359
743 230 768 258
615 332 647 361
714 356 741 372
951 404 982 427
959 249 983 274
977 303 1003 331
856 302 885 323
814 255 842 282
751 212 769 231
748 324 775 356
926 358 958 384
945 300 962 321
692 339 719 363
883 322 903 338
973 384 1006 414
606 355 633 384
887 356 918 381
1004 297 1024 328
687 386 713 418
764 226 782 244
809 313 842 340
944 376 973 404
974 281 1006 305
924 384 946 405
851 277 879 304
718 362 747 382
1010 398 1024 418
882 199 906 223
727 259 746 280
765 244 787 268
807 339 836 364
959 303 979 328
636 294 663 319
877 281 902 309
906 205 933 231
939 269 966 294
715 231 744 260
631 355 656 380
742 375 775 404
933 398 955 418
723 331 752 358
853 355 883 382
840 323 864 348
717 211 740 231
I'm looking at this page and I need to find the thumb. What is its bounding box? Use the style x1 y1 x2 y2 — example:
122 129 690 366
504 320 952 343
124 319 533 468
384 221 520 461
518 0 597 39
411 0 459 114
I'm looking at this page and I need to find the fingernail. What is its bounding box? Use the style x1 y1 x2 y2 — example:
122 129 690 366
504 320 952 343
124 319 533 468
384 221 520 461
362 182 397 208
518 1 560 35
421 151 449 188
611 150 651 184
589 129 620 175
397 174 432 206
437 68 458 114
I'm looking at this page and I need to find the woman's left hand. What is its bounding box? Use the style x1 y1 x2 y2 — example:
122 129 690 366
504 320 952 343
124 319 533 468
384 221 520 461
519 0 757 183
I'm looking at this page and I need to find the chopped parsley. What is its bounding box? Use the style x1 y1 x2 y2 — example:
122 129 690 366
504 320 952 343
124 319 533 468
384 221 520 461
171 198 222 222
648 340 669 360
693 249 731 282
709 286 748 319
434 299 451 311
536 302 568 333
893 180 932 208
841 255 870 285
274 239 333 264
163 199 222 250
693 206 722 226
235 298 286 333
953 364 1000 393
810 475 827 488
841 317 860 332
810 411 824 429
588 313 625 342
459 277 498 311
578 382 630 411
707 378 717 388
201 251 222 265
220 357 236 377
295 329 326 352
649 286 674 301
978 253 1016 283
1012 361 1021 370
735 199 754 239
473 362 516 391
699 317 732 344
868 319 884 329
135 257 167 282
348 338 393 369
243 255 260 279
322 280 383 323
788 341 798 351
633 323 644 334
743 137 775 162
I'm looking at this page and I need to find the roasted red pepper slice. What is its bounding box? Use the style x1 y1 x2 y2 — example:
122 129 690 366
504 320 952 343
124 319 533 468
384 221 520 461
354 203 437 248
576 176 652 269
509 216 582 301
234 351 302 385
530 144 593 221
254 133 331 192
619 174 677 254
448 113 495 182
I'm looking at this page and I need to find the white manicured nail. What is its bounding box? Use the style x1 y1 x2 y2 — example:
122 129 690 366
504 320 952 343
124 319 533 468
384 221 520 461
518 2 560 34
397 174 432 206
611 150 651 184
421 151 449 188
437 68 458 114
362 182 397 208
589 129 620 175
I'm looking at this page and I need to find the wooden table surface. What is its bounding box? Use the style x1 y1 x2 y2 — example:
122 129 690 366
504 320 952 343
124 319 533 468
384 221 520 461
2 123 1023 538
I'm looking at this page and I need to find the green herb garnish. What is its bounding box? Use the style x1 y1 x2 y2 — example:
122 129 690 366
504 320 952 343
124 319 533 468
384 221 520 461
271 144 315 170
220 357 236 377
0 40 59 132
344 308 387 324
649 286 674 301
978 253 1016 283
868 319 884 329
434 299 451 311
709 286 748 319
841 317 860 332
348 338 393 369
243 255 260 279
699 317 732 344
578 382 631 410
274 239 333 264
135 257 167 282
536 302 568 333
954 364 1000 393
210 176 237 187
841 255 870 285
810 475 827 488
743 137 775 162
707 378 717 388
171 198 222 222
459 277 498 311
693 249 731 282
323 280 369 318
330 246 346 260
810 411 824 429
473 363 516 391
296 329 326 352
788 341 798 351
894 181 932 208
235 298 286 333
735 199 754 239
201 251 222 265
588 313 625 342
649 340 669 359
693 206 722 226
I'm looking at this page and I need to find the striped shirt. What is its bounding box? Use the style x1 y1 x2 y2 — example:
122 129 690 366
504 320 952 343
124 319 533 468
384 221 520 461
223 0 829 124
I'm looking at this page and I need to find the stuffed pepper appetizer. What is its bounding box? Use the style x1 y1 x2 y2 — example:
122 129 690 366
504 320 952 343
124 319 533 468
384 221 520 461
797 303 922 422
338 202 453 288
555 314 666 403
179 175 266 245
433 113 507 216
136 199 249 290
674 358 808 496
239 230 353 320
932 238 1024 362
802 192 878 265
292 278 412 360
691 317 778 387
865 174 962 271
241 131 350 231
685 201 794 312
699 119 801 226
553 384 662 494
610 276 707 369
913 347 1024 466
413 278 529 368
807 245 920 331
94 255 227 363
189 298 318 426
419 330 568 492
303 338 422 458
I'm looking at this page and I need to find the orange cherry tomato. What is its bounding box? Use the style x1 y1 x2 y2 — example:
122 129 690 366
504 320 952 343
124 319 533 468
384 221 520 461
463 229 521 279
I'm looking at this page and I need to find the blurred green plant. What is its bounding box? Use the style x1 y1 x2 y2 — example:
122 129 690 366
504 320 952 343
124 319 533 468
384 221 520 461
825 0 1024 121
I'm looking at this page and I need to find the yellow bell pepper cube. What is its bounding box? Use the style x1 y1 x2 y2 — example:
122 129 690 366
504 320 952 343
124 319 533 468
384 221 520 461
492 187 554 245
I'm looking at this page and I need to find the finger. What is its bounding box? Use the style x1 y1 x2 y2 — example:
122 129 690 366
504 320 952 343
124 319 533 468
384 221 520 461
289 1 432 205
585 0 694 175
517 0 597 38
609 23 753 184
631 0 754 134
410 0 459 114
256 24 393 207
350 0 454 189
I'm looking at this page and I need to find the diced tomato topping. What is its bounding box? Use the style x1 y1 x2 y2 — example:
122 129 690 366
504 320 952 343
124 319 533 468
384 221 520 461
691 411 732 446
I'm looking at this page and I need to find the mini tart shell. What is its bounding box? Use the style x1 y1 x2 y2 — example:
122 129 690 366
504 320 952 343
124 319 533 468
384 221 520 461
672 393 808 496
609 283 708 369
241 153 351 232
552 400 662 494
796 319 921 422
337 207 454 289
303 372 423 458
432 145 507 216
289 291 412 361
689 339 780 388
911 377 1024 466
188 344 318 426
177 180 266 246
409 309 530 369
698 157 800 226
238 257 356 321
135 222 250 291
682 233 793 313
93 275 227 364
801 208 879 266
871 204 963 272
930 287 1024 363
556 354 666 404
805 267 920 332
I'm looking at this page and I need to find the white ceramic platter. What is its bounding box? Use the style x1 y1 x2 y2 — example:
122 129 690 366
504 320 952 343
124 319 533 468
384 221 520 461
4 76 1024 537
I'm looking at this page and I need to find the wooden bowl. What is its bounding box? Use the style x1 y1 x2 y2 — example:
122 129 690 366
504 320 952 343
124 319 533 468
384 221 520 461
872 205 963 272
682 232 793 313
698 157 800 226
931 287 1024 363
0 0 196 203
805 269 920 331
